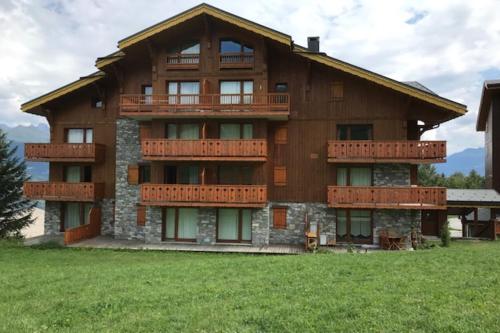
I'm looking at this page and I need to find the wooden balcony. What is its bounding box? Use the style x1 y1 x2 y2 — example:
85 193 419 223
24 143 105 162
64 207 101 245
166 53 199 70
141 139 267 161
327 186 447 210
23 182 105 202
328 140 446 164
119 93 289 119
219 52 254 69
141 184 267 207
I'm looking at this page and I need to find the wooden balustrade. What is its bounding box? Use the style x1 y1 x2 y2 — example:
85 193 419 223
119 93 289 118
142 139 267 161
24 143 105 162
23 182 104 202
64 207 101 245
219 52 254 68
166 53 200 69
327 186 447 210
141 184 267 207
328 140 446 163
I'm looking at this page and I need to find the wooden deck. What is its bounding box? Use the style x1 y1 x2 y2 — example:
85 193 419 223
67 236 304 254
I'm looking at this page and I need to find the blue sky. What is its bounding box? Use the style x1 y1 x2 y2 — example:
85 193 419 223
1 0 499 154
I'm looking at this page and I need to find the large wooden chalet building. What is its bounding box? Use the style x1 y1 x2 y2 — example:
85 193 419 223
22 4 467 247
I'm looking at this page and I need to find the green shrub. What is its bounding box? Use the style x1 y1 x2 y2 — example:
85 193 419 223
441 221 451 247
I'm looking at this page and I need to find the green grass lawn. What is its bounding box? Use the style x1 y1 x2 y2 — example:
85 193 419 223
1 241 500 332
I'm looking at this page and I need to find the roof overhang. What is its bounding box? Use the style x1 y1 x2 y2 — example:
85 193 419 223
95 51 125 69
21 72 105 114
476 80 500 131
117 3 292 49
447 189 500 208
293 46 467 116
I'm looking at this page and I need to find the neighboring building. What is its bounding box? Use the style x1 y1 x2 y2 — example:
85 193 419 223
21 4 467 247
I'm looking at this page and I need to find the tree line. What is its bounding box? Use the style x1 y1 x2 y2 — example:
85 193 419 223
418 164 485 189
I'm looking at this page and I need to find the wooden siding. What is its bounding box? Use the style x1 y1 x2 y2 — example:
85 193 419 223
24 182 105 202
142 139 267 161
141 184 267 207
25 143 105 162
327 140 446 164
64 207 101 245
327 186 447 210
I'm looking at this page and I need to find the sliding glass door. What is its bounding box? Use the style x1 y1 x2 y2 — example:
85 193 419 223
217 208 252 243
163 208 199 242
220 81 253 105
63 202 92 231
168 81 200 105
336 209 372 244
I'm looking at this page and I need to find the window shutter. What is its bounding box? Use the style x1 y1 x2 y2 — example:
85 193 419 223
273 207 287 229
139 122 152 141
136 205 146 226
274 166 287 186
128 165 139 185
274 126 288 144
332 81 344 101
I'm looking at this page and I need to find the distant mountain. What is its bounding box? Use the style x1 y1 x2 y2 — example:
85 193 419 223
435 147 484 176
1 124 49 181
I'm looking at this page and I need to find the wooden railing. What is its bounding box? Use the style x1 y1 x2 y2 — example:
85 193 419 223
219 52 254 68
141 139 267 161
64 207 101 245
23 182 105 202
141 184 267 207
327 186 447 210
25 143 105 162
328 140 446 163
166 53 200 69
119 93 289 116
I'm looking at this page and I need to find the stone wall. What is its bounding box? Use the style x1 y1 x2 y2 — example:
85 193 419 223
100 199 115 236
145 206 162 243
198 208 217 245
373 164 411 186
114 118 144 240
252 206 270 246
44 201 61 235
267 202 335 245
373 210 420 248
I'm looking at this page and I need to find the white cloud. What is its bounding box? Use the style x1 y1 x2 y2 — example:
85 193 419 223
1 0 500 153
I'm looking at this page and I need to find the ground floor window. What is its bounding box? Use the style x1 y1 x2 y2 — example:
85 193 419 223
162 208 199 242
217 208 252 243
61 202 92 231
336 209 372 243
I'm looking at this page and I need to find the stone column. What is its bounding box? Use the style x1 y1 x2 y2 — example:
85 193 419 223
44 201 61 235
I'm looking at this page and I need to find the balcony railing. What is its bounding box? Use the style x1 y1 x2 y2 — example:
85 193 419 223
141 184 267 207
64 207 101 245
166 53 200 70
219 52 254 69
142 139 267 161
23 182 105 202
24 143 105 162
119 93 289 118
327 140 446 163
327 186 447 210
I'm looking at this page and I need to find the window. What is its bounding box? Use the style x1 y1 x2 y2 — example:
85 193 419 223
273 207 287 229
337 125 372 140
66 128 93 143
275 83 288 93
163 208 198 241
219 123 253 139
64 165 91 183
168 41 200 55
178 165 199 184
138 164 151 184
220 80 253 104
336 166 372 186
142 85 153 104
217 208 252 242
166 123 200 139
91 97 103 108
274 166 287 186
220 40 253 54
336 209 372 243
168 81 200 104
218 166 253 185
62 202 92 231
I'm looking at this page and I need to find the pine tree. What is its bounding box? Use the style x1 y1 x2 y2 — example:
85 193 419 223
0 129 36 238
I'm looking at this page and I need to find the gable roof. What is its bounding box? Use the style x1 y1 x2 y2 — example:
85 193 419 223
477 80 500 131
21 71 105 113
21 3 467 116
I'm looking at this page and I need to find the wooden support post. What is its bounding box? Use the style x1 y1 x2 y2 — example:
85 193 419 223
473 208 478 237
201 167 206 185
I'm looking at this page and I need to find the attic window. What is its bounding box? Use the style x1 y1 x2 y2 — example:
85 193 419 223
91 97 103 108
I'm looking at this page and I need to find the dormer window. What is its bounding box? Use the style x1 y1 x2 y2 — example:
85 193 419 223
166 41 200 69
219 39 254 69
91 97 103 108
